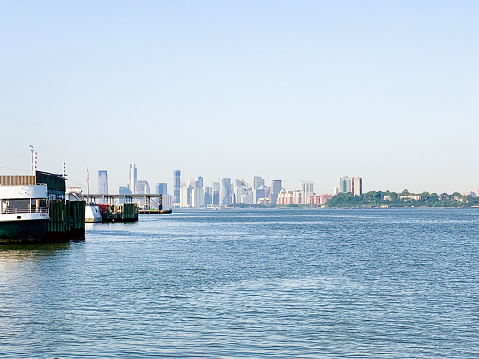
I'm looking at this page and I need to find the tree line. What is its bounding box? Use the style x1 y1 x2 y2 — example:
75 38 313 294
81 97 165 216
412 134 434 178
326 190 479 208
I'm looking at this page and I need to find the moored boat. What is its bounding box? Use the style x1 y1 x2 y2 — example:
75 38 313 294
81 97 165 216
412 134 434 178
85 202 102 223
0 184 50 242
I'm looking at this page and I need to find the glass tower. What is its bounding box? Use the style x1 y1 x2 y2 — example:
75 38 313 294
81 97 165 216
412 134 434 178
173 170 181 204
98 170 108 194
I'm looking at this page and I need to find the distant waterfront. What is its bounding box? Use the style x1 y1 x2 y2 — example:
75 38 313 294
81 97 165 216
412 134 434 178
1 208 478 358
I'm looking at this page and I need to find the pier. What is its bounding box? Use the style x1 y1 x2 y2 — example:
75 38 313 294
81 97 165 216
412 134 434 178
83 194 165 210
138 209 172 214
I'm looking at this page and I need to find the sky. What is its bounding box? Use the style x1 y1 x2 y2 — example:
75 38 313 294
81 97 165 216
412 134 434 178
1 1 478 195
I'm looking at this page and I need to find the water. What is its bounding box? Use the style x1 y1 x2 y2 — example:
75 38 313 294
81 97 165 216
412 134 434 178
1 208 479 358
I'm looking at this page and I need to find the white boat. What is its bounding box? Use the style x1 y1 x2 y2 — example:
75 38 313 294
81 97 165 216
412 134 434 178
85 203 102 223
0 184 50 241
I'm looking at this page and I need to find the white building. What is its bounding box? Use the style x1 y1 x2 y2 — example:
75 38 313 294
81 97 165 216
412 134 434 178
219 178 232 207
129 164 137 194
192 188 205 208
301 181 314 204
180 186 192 208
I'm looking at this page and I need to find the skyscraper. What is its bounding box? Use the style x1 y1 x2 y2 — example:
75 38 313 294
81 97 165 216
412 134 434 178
129 164 137 194
212 181 220 206
270 180 282 204
339 177 350 193
196 176 204 189
301 181 314 204
350 177 363 196
233 179 245 204
219 178 232 207
173 170 181 205
204 187 212 206
254 187 266 203
156 183 167 196
180 186 192 208
98 170 108 194
136 180 150 194
192 188 205 208
252 176 264 190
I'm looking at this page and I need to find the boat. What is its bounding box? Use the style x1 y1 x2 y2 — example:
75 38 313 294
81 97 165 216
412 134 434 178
85 202 102 223
0 184 50 242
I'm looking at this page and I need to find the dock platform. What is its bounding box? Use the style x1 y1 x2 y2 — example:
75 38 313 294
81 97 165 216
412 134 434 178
139 209 172 214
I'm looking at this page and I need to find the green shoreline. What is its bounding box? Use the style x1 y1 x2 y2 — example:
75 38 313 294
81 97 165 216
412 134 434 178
224 190 479 209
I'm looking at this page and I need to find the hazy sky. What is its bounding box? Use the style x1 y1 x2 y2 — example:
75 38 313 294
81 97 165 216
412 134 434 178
1 1 478 194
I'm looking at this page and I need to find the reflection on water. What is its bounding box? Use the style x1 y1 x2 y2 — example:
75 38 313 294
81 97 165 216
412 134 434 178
0 242 72 262
1 208 479 358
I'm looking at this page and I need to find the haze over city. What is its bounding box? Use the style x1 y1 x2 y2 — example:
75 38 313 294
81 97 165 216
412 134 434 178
1 1 478 194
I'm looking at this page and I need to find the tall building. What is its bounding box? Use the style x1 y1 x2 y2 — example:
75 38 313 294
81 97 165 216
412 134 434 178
98 170 108 194
173 170 181 205
254 187 266 203
180 186 192 208
350 177 363 196
252 176 264 190
129 164 137 194
156 183 167 196
119 186 131 195
162 194 173 210
136 180 150 194
212 181 220 206
204 187 212 206
118 185 131 204
301 181 314 204
192 188 205 208
196 176 204 189
339 177 350 193
219 178 232 207
270 180 282 204
241 192 253 204
234 180 245 204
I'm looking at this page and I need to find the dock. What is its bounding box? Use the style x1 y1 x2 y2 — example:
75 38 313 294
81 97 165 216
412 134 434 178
84 194 172 222
139 209 172 214
83 194 166 209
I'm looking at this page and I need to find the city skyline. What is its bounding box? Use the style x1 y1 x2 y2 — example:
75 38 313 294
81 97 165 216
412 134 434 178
1 154 479 198
73 163 477 204
1 2 479 194
88 164 479 209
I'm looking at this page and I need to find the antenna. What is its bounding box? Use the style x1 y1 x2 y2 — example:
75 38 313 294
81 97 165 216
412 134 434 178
87 168 90 200
62 162 66 178
29 145 37 175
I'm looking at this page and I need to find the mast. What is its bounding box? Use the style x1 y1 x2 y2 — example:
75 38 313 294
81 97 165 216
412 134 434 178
29 145 37 176
87 168 90 201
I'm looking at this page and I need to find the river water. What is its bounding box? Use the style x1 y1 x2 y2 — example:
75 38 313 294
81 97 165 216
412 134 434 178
1 208 479 358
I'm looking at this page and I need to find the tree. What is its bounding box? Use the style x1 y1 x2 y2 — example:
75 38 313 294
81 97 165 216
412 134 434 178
421 192 430 200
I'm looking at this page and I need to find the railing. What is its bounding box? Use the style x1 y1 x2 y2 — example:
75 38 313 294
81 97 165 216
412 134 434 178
1 207 49 215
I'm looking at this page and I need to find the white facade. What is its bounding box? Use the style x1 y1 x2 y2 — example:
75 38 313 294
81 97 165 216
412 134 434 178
350 177 363 196
301 181 314 204
219 178 232 207
162 194 173 210
241 193 253 204
192 188 205 208
180 187 191 208
234 183 245 204
129 164 137 194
